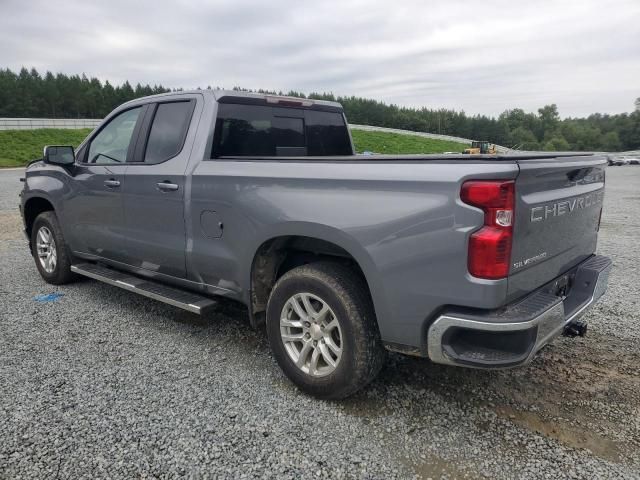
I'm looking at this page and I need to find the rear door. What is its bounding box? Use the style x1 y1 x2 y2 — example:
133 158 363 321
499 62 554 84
508 155 606 300
121 97 199 279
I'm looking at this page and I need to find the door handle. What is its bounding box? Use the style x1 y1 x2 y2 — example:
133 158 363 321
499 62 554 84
104 179 120 188
157 181 179 192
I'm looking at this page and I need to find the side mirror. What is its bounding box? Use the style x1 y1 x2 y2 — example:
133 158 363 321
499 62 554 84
43 145 75 165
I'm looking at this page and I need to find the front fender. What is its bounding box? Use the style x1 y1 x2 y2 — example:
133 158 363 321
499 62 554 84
23 164 74 235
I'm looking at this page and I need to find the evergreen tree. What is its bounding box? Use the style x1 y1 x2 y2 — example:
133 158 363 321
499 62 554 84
0 66 638 151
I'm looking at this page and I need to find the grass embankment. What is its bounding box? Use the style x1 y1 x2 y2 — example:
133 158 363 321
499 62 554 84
0 128 92 167
0 127 467 167
350 129 467 154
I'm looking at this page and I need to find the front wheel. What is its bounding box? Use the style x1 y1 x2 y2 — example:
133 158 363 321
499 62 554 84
31 211 75 285
266 262 385 399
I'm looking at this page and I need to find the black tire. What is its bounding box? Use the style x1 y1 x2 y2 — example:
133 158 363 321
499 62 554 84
31 211 75 285
266 261 385 399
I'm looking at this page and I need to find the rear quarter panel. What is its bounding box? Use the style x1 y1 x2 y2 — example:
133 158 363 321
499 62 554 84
187 158 519 349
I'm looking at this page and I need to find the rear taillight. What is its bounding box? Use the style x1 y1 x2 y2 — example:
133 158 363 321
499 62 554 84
461 180 515 279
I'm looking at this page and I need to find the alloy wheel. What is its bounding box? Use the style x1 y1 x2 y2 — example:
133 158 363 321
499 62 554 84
36 226 57 274
280 292 343 377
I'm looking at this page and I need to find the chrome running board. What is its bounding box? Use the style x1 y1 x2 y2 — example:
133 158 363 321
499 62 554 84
71 263 216 314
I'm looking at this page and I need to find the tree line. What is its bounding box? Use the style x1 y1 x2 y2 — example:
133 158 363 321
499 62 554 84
0 67 170 120
1 67 639 151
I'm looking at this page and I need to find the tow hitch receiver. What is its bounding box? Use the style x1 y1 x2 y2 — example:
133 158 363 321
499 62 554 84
563 320 588 337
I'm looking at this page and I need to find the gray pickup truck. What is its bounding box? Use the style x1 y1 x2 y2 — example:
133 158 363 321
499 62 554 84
19 90 611 399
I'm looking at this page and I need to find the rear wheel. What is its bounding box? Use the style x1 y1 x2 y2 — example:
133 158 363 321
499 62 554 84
266 262 385 399
31 211 75 285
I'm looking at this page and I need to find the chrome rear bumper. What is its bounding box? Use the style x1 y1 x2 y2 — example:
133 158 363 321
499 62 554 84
427 255 612 368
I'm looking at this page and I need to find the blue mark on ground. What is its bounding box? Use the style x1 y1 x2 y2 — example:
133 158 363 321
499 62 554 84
34 293 65 303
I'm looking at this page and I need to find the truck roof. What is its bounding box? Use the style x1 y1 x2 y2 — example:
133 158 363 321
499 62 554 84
213 90 343 110
120 89 344 111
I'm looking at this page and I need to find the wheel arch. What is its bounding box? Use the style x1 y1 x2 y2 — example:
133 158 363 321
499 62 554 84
246 224 386 330
23 195 56 239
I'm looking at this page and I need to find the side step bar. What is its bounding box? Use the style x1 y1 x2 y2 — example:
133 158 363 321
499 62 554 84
71 263 217 314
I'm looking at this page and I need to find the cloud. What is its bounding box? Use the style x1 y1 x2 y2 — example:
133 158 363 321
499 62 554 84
1 0 638 116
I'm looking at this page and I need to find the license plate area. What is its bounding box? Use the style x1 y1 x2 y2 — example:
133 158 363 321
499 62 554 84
550 273 573 298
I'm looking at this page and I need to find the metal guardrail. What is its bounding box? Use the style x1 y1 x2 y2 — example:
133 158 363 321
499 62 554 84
348 124 510 153
0 118 102 130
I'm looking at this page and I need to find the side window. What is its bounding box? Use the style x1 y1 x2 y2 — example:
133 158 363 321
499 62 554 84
214 104 275 157
87 107 142 164
144 101 194 164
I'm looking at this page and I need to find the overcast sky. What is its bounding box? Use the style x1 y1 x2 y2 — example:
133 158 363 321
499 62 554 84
1 0 639 117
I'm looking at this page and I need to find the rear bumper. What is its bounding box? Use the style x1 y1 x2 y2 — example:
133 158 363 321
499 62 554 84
427 255 612 368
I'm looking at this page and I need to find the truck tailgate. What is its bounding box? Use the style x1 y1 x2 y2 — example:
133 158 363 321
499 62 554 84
507 155 606 301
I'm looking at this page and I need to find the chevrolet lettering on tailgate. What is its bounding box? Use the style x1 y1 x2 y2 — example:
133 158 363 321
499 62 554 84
530 191 604 223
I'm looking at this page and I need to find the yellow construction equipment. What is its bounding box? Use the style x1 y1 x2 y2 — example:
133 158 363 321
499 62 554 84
463 141 497 155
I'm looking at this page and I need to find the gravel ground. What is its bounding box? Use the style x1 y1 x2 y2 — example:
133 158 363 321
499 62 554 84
1 166 639 479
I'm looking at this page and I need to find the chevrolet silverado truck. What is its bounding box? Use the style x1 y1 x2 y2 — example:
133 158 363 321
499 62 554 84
19 90 612 399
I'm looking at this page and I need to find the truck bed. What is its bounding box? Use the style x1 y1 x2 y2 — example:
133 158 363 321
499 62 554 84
218 152 597 162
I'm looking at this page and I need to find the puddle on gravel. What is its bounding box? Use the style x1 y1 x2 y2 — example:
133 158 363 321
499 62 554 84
495 406 622 462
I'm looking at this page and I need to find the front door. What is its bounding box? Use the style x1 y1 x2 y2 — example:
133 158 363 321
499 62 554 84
65 106 144 263
120 99 198 279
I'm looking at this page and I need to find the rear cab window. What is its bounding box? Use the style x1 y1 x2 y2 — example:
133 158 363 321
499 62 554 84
212 103 353 158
